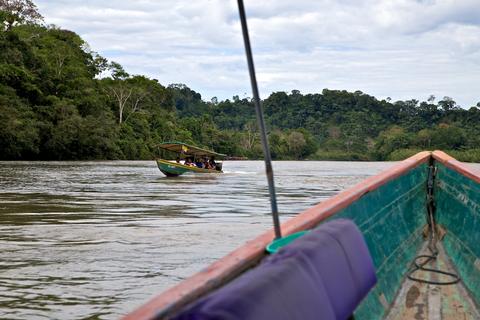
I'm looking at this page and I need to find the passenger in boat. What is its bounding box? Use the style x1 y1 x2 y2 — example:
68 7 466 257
209 157 217 170
204 158 213 170
196 158 205 168
184 157 194 166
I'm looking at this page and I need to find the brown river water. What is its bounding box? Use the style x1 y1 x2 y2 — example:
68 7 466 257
1 160 478 319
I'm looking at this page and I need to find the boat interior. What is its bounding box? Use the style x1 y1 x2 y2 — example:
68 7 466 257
386 243 479 320
333 151 480 319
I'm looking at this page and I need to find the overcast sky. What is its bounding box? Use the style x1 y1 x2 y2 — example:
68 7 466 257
36 0 480 108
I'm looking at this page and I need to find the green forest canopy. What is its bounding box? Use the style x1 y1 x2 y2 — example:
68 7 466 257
1 1 480 162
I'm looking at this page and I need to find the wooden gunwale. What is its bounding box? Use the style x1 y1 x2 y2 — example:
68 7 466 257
432 150 480 184
124 151 431 320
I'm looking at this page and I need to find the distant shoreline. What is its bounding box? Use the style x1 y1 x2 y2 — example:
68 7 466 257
2 152 479 163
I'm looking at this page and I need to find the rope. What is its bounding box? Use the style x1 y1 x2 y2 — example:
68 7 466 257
407 165 460 285
407 240 460 285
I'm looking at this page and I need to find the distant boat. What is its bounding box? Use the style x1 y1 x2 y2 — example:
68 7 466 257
125 151 480 319
155 142 226 177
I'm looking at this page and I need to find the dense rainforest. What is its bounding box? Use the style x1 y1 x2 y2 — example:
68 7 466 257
1 1 480 162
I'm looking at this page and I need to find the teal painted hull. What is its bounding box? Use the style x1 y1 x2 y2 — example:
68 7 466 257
334 163 428 319
331 158 480 319
436 163 480 306
331 155 480 319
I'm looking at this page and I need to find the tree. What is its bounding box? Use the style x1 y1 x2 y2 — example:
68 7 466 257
417 100 440 127
101 78 129 125
122 76 159 123
268 130 288 159
167 83 206 116
103 72 162 126
0 103 39 159
0 0 43 31
438 96 457 112
415 129 433 149
286 131 306 158
240 121 258 152
109 61 129 80
374 126 412 160
430 124 466 150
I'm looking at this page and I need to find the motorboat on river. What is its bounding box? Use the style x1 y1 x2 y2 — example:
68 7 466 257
155 142 225 177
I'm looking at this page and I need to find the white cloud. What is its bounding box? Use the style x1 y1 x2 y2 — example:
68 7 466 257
35 0 480 107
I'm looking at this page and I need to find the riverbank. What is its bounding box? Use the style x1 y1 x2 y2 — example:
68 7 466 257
308 149 480 163
3 149 480 163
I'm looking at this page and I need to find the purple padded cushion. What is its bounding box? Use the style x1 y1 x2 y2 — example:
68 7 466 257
281 219 377 319
172 219 376 320
317 219 377 304
173 249 336 320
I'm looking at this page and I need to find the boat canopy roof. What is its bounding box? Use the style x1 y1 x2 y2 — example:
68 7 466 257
157 141 226 158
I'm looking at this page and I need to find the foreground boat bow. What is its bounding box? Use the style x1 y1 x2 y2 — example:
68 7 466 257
125 151 480 319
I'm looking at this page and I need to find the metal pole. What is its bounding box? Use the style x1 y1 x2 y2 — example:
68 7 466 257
237 0 282 239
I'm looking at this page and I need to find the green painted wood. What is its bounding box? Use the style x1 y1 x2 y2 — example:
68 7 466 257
435 163 480 305
325 163 429 319
156 161 190 176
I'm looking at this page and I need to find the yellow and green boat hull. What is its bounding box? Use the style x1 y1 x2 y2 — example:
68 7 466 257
156 159 222 177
